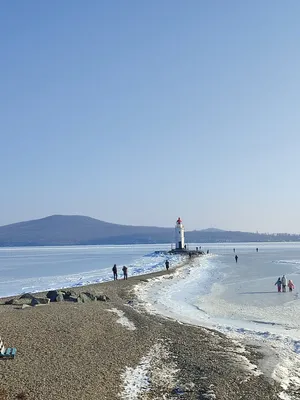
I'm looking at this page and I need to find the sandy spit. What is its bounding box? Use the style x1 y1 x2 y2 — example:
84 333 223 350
0 263 280 400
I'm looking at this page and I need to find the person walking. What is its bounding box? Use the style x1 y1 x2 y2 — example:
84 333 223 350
112 264 118 280
165 260 170 271
288 279 295 292
122 265 128 280
275 277 282 292
282 275 287 292
235 255 238 263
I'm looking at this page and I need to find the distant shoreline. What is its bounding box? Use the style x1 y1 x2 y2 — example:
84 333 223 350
0 214 299 247
1 240 300 248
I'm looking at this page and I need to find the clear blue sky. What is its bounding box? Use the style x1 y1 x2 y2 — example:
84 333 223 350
1 0 300 233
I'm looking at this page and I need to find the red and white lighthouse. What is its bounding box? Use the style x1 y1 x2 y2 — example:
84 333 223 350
175 217 185 249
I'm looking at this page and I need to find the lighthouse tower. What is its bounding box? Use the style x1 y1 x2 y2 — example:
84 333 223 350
175 217 185 250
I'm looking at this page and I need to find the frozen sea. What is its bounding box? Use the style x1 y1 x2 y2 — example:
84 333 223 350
0 244 183 297
135 242 300 399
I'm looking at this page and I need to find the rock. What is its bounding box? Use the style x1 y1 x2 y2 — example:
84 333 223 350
31 298 40 306
68 295 78 302
31 297 50 306
172 387 185 395
183 382 195 392
63 290 76 298
5 298 21 305
21 304 31 309
37 297 50 304
19 293 34 300
46 290 63 301
97 295 108 302
46 290 60 302
82 292 97 301
56 293 64 302
79 293 93 303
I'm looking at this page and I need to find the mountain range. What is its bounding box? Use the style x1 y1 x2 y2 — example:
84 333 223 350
0 215 299 246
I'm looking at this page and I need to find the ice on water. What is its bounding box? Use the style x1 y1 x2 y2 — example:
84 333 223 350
0 244 183 297
135 243 300 399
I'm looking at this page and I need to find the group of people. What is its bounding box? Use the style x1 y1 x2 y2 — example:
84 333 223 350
112 264 128 280
112 259 172 280
275 275 295 292
233 247 258 263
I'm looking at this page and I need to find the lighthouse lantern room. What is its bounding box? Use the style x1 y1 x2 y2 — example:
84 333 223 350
175 217 185 250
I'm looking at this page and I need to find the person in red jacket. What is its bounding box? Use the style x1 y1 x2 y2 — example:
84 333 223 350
288 279 295 292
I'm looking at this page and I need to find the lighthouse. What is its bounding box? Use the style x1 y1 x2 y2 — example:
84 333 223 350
175 217 185 250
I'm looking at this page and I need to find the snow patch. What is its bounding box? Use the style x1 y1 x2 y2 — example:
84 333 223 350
119 341 178 399
230 339 262 380
107 308 136 331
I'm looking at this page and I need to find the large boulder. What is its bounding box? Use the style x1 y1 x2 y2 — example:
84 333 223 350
46 290 65 302
5 298 21 305
63 290 77 300
31 297 50 306
19 293 34 300
82 292 97 301
31 298 40 306
96 295 108 302
68 295 79 302
46 290 60 302
56 293 64 302
78 293 93 303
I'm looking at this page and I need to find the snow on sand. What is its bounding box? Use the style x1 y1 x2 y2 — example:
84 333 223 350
134 255 300 399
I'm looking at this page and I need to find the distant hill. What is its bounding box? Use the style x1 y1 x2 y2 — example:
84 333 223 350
198 228 225 233
0 215 299 246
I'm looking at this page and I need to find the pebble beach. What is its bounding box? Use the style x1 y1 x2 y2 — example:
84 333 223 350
0 263 281 400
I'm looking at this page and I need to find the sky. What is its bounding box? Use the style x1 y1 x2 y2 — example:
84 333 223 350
1 0 300 233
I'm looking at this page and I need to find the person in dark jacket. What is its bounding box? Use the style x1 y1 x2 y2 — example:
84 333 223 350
112 264 118 280
165 260 170 271
235 255 238 263
122 265 128 280
275 277 282 292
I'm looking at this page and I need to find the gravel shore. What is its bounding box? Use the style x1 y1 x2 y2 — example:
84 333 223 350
0 263 281 400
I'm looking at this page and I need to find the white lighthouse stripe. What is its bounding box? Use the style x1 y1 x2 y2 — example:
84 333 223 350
175 217 185 250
